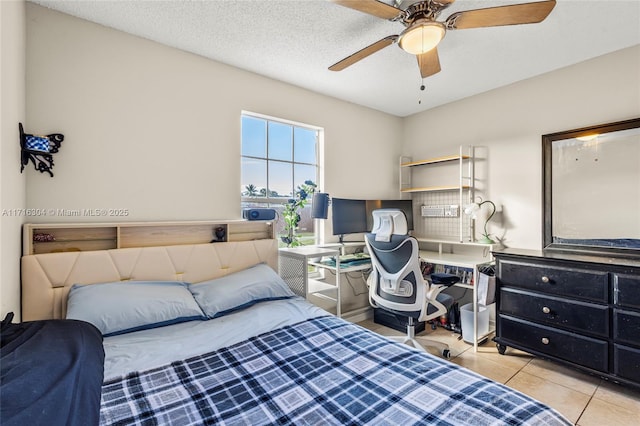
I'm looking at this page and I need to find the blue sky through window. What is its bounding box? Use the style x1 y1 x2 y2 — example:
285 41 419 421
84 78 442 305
241 116 266 158
241 114 318 200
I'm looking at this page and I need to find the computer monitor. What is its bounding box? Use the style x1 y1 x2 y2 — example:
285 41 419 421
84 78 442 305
331 198 368 242
366 199 414 231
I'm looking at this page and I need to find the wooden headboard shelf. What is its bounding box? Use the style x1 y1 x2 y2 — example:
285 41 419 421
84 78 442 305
23 220 274 255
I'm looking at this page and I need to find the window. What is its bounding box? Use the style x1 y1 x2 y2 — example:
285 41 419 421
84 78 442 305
241 112 322 246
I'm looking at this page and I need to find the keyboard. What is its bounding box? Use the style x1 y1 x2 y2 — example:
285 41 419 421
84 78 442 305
339 253 370 263
319 253 370 267
340 258 371 266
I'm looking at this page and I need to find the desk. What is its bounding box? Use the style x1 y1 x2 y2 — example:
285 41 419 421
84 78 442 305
278 246 371 318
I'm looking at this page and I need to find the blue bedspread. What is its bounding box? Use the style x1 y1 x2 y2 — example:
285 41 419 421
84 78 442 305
100 316 571 425
1 315 104 426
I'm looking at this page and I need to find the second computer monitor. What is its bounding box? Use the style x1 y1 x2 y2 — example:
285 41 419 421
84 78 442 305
331 198 414 240
365 199 414 231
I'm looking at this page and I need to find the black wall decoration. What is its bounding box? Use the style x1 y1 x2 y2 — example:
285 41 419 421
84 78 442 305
19 123 64 177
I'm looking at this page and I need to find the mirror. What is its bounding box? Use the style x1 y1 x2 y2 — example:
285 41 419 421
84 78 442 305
543 118 640 257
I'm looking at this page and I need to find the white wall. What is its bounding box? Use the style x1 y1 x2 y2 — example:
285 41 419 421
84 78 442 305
25 4 403 224
1 0 27 319
403 45 640 249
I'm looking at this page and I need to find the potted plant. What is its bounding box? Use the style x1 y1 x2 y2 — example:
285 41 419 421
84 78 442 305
281 180 317 247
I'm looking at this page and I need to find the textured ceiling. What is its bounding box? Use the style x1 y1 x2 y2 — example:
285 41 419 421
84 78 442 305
30 0 640 117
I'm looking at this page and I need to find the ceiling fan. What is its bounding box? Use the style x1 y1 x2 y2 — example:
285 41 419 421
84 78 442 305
328 0 556 79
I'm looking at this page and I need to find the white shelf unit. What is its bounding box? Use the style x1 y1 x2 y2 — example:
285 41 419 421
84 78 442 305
400 146 475 242
417 238 495 351
316 241 366 256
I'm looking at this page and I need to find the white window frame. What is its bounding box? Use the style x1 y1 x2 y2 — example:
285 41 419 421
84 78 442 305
241 111 324 245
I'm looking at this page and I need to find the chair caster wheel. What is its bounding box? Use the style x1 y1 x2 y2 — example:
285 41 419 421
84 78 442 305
496 343 507 355
431 323 438 330
442 349 451 359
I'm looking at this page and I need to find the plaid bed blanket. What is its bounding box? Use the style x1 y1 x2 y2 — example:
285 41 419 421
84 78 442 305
100 316 571 425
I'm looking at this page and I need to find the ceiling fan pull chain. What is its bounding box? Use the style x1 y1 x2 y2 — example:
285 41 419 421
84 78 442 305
418 79 426 105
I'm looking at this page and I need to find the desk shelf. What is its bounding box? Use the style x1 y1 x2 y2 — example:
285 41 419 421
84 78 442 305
418 239 496 351
308 278 337 301
310 260 372 273
420 251 491 269
279 247 343 316
401 185 471 194
279 245 371 318
401 154 471 168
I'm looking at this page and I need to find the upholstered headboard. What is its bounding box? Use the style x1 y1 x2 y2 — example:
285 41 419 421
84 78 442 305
21 240 278 321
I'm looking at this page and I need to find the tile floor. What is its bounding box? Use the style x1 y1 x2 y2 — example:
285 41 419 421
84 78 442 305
356 319 640 426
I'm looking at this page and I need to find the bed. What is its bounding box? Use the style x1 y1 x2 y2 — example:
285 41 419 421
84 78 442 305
11 239 572 425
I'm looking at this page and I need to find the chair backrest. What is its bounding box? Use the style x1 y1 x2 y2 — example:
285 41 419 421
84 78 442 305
365 209 427 317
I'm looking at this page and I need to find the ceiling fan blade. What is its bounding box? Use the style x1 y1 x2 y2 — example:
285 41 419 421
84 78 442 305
329 0 403 20
445 0 556 30
417 47 441 78
329 35 398 71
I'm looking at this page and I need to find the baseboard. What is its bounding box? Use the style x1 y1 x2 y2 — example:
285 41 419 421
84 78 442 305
342 306 372 323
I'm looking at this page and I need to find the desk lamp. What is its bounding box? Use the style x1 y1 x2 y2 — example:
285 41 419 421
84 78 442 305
311 193 330 219
464 198 496 244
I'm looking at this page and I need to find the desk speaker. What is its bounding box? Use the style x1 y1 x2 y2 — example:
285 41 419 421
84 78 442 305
243 208 276 221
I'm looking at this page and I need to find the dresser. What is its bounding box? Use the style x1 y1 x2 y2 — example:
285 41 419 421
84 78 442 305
493 249 640 389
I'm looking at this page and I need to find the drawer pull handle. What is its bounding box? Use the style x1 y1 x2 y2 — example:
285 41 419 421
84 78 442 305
542 306 551 314
541 337 550 345
541 276 550 283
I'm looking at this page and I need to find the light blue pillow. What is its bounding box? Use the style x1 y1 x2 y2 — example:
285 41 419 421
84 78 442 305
189 263 295 318
66 281 206 337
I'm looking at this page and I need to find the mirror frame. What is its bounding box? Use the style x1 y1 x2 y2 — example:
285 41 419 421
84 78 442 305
542 117 640 257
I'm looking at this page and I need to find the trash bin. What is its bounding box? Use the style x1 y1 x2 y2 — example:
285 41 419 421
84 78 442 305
460 303 489 344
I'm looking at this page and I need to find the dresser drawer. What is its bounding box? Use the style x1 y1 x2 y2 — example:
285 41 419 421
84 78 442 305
500 288 609 337
499 260 608 302
614 344 640 383
614 308 640 347
499 315 608 372
614 273 640 309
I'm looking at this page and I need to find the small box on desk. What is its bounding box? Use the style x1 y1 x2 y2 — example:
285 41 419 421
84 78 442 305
373 308 426 333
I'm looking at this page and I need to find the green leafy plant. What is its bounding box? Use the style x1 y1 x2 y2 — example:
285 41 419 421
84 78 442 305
281 180 317 247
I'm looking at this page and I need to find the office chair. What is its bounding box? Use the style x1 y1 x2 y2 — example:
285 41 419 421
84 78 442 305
365 209 457 359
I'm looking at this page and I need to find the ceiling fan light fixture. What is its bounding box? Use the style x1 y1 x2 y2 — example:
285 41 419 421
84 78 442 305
399 20 445 55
